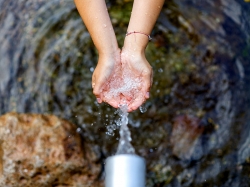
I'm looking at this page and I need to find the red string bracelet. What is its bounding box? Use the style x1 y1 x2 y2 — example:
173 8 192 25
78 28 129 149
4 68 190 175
126 31 152 41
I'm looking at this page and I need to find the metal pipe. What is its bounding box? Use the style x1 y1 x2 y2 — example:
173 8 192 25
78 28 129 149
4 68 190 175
105 154 145 187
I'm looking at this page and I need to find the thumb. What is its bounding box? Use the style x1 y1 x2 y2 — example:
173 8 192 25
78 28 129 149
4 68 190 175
92 74 105 103
142 68 153 99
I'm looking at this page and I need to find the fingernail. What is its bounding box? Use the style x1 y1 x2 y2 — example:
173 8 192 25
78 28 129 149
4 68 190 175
146 92 150 98
97 98 102 103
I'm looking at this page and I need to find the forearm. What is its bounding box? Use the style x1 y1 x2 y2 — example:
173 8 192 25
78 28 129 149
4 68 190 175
74 0 119 56
124 0 165 51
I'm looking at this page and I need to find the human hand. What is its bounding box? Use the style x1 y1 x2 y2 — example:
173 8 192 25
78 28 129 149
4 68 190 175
92 36 152 112
120 48 153 112
98 47 152 112
92 49 121 107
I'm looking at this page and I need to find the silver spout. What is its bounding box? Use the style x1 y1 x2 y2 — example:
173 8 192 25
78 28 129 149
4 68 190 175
105 154 145 187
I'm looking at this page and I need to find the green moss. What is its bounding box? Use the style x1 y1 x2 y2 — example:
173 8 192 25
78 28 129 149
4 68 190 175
109 2 133 26
147 165 173 186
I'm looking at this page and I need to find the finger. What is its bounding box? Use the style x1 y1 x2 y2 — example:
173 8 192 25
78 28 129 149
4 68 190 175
108 99 119 108
92 74 105 103
127 95 145 112
141 71 152 99
96 98 102 103
101 95 120 108
150 69 153 87
92 78 102 103
119 93 133 106
145 92 150 99
127 73 151 112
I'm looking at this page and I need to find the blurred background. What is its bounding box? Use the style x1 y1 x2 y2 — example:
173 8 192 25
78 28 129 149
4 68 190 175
0 0 249 186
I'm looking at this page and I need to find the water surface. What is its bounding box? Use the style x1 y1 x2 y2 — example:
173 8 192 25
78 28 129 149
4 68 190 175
0 0 249 186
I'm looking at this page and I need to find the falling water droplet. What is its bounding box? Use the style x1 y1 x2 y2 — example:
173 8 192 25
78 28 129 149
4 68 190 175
139 105 147 113
76 128 82 133
158 68 163 73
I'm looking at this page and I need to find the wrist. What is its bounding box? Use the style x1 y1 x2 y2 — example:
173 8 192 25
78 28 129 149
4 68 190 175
98 46 120 59
95 30 120 58
98 47 121 66
123 32 149 54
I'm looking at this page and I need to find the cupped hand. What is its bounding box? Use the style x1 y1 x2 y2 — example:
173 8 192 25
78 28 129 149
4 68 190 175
120 48 153 112
92 49 121 108
92 47 152 112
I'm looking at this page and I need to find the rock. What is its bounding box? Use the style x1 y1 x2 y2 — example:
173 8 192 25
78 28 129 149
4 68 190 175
170 114 204 160
0 113 101 187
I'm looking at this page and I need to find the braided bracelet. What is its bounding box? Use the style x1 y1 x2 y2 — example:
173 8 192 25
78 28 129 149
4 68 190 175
126 31 152 41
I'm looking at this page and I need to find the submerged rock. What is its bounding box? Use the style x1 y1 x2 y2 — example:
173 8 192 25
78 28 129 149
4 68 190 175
0 113 101 187
171 114 204 160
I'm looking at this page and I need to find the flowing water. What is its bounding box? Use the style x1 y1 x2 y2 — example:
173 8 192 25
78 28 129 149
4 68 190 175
0 0 250 186
116 105 135 155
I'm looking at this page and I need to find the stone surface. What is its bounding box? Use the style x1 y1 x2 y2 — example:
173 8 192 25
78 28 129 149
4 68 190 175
0 113 101 187
170 115 204 160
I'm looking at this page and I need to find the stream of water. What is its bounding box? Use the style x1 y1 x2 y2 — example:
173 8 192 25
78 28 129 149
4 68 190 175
116 105 135 155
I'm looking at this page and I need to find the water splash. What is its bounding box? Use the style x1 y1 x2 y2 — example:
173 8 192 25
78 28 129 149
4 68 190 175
116 105 135 155
139 105 147 113
106 123 116 136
